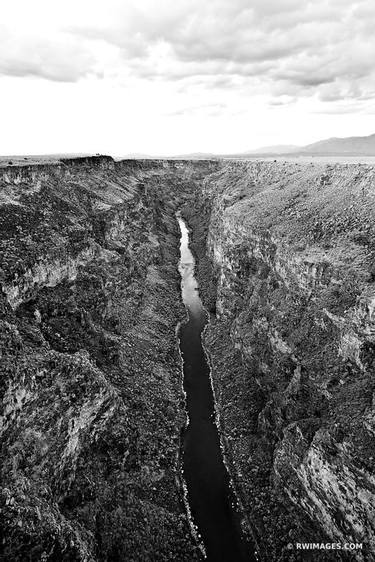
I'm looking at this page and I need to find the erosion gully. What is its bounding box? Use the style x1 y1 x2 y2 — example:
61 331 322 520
177 213 258 562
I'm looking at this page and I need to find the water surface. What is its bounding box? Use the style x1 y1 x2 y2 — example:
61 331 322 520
177 214 256 562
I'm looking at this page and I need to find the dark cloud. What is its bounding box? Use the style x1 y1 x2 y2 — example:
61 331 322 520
274 69 336 89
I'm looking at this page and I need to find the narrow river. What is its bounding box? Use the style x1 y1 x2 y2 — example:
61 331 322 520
177 214 257 562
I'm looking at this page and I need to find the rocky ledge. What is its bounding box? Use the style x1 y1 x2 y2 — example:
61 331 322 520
0 156 217 561
2 156 375 561
185 160 375 561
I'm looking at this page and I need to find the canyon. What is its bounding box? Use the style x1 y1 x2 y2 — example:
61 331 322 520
1 156 375 561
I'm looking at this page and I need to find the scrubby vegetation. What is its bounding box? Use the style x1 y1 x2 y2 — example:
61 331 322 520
0 158 218 561
190 160 375 561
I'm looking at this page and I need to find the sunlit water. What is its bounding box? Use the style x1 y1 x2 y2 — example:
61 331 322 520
177 213 256 562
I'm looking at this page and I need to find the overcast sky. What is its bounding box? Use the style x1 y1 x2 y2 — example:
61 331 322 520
1 0 375 156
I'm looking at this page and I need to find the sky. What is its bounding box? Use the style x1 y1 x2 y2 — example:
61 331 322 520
1 0 375 156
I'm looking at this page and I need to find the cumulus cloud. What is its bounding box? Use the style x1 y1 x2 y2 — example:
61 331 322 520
73 0 375 105
1 0 375 107
0 27 97 82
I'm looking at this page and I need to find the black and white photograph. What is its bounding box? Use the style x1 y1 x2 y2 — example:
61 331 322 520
1 1 375 560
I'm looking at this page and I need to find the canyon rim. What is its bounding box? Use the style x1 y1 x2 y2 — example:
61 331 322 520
1 156 375 561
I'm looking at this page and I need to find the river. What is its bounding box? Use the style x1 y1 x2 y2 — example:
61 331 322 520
177 213 257 561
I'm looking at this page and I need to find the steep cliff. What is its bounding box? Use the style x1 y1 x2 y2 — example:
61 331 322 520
2 156 375 561
186 160 375 561
0 157 218 561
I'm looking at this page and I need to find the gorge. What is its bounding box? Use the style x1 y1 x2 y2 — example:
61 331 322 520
1 156 375 561
177 214 255 561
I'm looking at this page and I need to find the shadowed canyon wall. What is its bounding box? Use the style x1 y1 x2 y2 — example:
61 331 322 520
0 157 218 561
1 157 375 561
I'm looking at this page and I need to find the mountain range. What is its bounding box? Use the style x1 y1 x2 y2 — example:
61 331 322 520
225 133 375 158
162 132 375 159
298 133 375 155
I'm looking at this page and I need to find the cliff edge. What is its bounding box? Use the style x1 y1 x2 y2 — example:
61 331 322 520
187 160 375 560
2 156 375 560
0 156 217 561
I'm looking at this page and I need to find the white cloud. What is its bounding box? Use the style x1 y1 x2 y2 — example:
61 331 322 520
0 0 374 154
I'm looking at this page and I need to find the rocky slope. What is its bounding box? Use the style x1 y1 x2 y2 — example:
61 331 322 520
0 156 218 561
2 156 375 561
184 160 375 561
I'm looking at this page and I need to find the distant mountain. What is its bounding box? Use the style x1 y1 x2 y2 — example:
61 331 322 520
243 145 300 155
224 133 375 158
0 153 93 166
117 152 219 160
300 133 375 155
116 153 154 160
167 152 218 160
109 133 375 162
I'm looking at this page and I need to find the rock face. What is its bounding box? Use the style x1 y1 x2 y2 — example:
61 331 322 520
2 156 375 561
0 157 217 561
186 160 375 561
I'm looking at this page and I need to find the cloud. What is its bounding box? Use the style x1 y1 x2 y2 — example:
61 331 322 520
76 0 375 104
0 25 97 82
165 102 229 117
1 0 375 110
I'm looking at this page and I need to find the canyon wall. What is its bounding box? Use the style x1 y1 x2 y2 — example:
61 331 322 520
0 157 218 561
2 156 375 561
185 160 375 561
